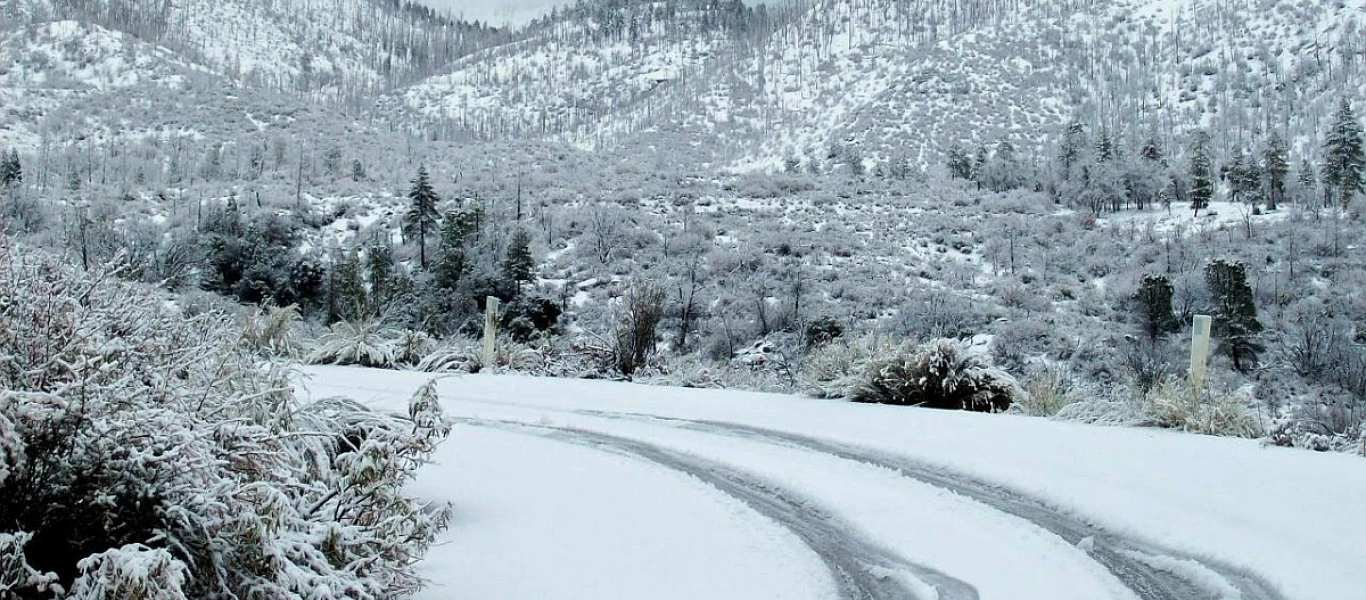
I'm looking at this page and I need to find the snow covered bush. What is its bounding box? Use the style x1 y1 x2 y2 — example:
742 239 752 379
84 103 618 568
0 235 451 598
1014 367 1083 417
416 339 483 373
850 338 1025 412
801 334 908 399
240 303 303 358
307 319 402 368
1141 378 1264 438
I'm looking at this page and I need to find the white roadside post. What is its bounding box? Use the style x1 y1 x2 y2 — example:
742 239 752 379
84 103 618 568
483 296 501 371
1189 314 1212 397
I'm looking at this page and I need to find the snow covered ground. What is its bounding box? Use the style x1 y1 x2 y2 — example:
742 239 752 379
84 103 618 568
298 367 1366 600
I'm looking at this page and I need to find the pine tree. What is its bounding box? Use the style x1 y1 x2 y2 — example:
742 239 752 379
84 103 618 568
366 239 395 317
1323 98 1365 207
1188 130 1214 213
0 149 21 186
1224 145 1261 208
1059 121 1088 180
1297 159 1318 205
403 165 441 268
433 207 477 291
1095 131 1115 163
1262 132 1289 211
1135 274 1179 342
1140 135 1165 165
947 144 973 180
329 247 367 324
501 228 536 297
1204 259 1264 373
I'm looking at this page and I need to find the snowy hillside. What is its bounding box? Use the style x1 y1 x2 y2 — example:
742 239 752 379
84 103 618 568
388 0 1366 170
302 367 1366 600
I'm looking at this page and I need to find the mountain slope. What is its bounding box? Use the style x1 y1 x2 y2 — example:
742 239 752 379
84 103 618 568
389 0 1366 170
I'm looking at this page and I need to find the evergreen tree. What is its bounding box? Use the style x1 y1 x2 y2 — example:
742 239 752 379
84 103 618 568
1095 131 1116 163
1224 145 1261 207
947 144 973 180
1204 259 1264 373
1188 130 1214 213
1135 274 1179 342
0 149 21 187
403 165 441 268
1323 98 1365 207
1297 159 1318 205
366 238 395 317
329 247 367 324
1139 135 1165 165
1262 132 1289 211
433 207 479 291
1059 121 1088 180
500 228 536 297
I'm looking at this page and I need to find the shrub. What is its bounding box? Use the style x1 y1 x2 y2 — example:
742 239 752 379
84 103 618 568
801 334 908 399
1140 378 1264 438
1015 367 1083 416
0 235 451 598
416 340 482 373
850 339 1024 412
307 319 401 368
804 316 845 349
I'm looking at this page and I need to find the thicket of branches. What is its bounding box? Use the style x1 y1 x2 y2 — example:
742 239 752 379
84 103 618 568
0 231 451 598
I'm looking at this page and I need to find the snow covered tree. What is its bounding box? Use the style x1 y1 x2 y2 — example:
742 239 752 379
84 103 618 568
329 246 367 323
0 150 20 187
1223 145 1261 207
1135 274 1180 342
367 238 396 316
1139 135 1165 165
615 278 666 377
1262 132 1289 211
946 144 973 180
0 233 450 598
501 228 535 297
1205 259 1264 373
1323 98 1365 207
1058 121 1088 181
404 165 441 268
1188 130 1215 213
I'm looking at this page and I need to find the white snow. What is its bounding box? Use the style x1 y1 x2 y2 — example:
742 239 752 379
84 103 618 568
410 425 834 600
298 367 1366 600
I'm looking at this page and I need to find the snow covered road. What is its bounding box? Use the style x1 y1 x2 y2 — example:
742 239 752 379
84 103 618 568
298 367 1366 600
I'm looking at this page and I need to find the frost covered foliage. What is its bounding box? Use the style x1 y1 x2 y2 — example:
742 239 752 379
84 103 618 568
240 303 303 358
1140 379 1264 438
307 319 405 368
0 236 451 598
1013 368 1083 417
801 334 910 399
850 339 1024 412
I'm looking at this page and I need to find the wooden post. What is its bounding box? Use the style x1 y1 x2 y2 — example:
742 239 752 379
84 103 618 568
1189 315 1212 395
483 297 500 370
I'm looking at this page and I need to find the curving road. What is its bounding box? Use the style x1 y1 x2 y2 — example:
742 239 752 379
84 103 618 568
462 418 979 600
574 411 1286 600
298 368 1351 600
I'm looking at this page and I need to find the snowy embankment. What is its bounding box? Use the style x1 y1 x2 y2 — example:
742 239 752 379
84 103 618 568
298 367 1366 600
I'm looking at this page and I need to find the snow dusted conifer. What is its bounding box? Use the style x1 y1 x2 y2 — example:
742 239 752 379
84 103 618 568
1323 98 1365 207
404 165 441 268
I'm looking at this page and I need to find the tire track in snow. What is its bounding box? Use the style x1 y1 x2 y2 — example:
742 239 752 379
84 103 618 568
572 410 1285 600
457 418 979 600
